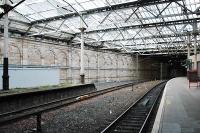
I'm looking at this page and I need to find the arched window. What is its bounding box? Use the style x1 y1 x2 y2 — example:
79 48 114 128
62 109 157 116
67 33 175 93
28 48 42 65
9 45 21 65
57 51 67 66
44 50 56 66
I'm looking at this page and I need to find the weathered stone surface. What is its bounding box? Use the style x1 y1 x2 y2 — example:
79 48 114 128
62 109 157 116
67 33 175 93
0 37 161 84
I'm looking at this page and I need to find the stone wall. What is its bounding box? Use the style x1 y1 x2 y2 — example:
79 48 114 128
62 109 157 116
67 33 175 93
0 36 161 85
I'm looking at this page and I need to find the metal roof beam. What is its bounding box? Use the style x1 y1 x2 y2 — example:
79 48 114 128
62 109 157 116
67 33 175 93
82 32 190 44
7 19 75 36
31 0 181 25
124 40 189 46
0 0 25 19
81 18 200 34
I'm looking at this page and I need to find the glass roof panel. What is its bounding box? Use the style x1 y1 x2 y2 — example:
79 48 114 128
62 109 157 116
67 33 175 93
28 13 44 21
28 1 54 12
107 0 138 5
80 1 96 10
1 0 200 54
15 4 34 15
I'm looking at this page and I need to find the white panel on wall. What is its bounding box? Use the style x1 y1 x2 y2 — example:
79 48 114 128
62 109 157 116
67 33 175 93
0 67 60 89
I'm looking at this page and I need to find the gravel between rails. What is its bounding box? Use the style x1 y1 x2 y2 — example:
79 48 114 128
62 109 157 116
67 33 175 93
0 81 161 133
94 81 134 91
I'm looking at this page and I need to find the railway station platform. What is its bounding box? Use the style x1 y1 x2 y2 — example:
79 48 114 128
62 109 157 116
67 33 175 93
152 77 200 133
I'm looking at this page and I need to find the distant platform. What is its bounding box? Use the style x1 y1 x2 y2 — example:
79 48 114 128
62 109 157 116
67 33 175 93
152 77 200 133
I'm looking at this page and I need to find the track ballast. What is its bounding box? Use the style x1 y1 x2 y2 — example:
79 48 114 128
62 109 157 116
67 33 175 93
101 81 166 133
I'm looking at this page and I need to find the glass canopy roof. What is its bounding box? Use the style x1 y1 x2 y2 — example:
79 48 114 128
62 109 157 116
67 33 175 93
1 0 200 55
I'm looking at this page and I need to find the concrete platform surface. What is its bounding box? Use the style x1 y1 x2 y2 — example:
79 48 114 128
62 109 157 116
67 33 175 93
152 77 200 133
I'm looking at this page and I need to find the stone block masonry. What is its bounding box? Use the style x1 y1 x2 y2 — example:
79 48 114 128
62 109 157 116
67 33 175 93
0 36 161 85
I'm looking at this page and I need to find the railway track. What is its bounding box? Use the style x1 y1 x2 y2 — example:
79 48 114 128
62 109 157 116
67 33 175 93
0 81 143 132
101 81 166 133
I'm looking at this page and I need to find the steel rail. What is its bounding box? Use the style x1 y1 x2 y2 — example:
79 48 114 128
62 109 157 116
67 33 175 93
0 81 144 131
101 81 166 133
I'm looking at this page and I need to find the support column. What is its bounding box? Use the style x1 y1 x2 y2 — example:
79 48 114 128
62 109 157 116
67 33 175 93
79 13 86 84
70 46 73 84
187 33 191 71
97 50 99 82
2 2 10 90
116 54 119 81
193 20 197 70
160 63 163 80
136 54 138 81
79 27 86 84
187 34 191 60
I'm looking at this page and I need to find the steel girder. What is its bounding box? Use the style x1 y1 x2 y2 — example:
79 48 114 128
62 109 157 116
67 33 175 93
0 26 70 42
80 18 200 34
31 0 181 25
7 18 75 36
83 33 189 43
0 0 25 18
74 40 188 47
